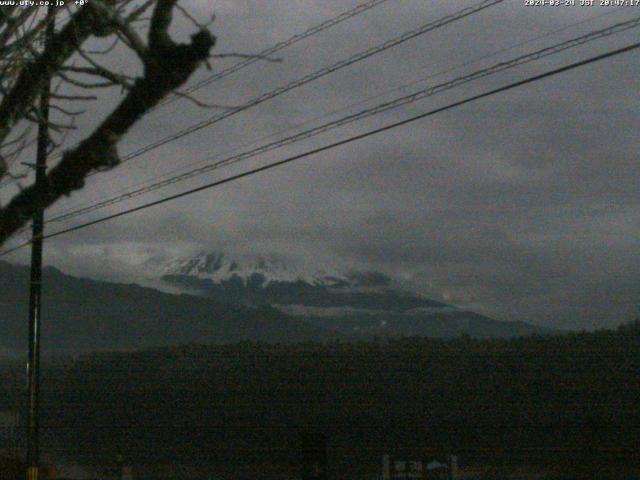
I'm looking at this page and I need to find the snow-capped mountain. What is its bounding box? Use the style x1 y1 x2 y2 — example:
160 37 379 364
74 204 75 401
159 251 553 340
161 251 382 290
0 259 552 356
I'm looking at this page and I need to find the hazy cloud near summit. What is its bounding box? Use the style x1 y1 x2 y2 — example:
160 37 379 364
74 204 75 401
2 0 639 329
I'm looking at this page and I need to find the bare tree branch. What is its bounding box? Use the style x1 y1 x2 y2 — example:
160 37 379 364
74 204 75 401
49 93 99 101
0 0 216 245
91 0 148 58
56 70 120 90
0 5 107 148
170 89 236 109
49 104 86 116
84 36 119 55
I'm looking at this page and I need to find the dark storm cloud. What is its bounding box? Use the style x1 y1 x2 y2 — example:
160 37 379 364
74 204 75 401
3 0 639 329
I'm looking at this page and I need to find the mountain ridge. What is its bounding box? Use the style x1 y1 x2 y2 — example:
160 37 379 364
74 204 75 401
161 250 390 289
159 251 554 339
0 258 553 356
0 260 338 356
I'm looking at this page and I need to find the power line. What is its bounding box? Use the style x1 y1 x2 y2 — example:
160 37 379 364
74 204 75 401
2 39 638 258
155 0 391 110
1 0 503 198
93 0 506 173
38 16 640 228
38 7 626 225
0 0 390 189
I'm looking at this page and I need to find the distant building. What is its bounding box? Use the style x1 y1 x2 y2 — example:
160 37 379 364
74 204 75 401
425 460 448 480
50 464 100 480
382 454 458 480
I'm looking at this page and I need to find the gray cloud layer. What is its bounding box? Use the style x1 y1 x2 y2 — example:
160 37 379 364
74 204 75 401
3 0 639 329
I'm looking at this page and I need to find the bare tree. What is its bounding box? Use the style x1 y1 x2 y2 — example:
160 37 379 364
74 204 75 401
0 0 216 246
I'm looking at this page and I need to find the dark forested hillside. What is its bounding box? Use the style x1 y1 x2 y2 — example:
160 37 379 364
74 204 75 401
0 261 552 356
0 261 338 355
2 325 639 479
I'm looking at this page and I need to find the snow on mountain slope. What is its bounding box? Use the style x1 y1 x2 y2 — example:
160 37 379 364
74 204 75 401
157 252 552 339
161 251 357 287
159 251 446 313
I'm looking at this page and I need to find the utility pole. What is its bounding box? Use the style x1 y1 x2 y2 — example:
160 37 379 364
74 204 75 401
26 6 55 480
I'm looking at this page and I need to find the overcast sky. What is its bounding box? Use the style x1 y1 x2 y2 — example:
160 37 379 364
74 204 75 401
2 0 639 330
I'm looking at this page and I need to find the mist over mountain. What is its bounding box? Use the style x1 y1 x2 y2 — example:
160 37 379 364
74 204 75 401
0 261 336 356
160 251 553 339
0 253 551 356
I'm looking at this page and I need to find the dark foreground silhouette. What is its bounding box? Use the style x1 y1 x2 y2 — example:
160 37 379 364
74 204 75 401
1 322 638 479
